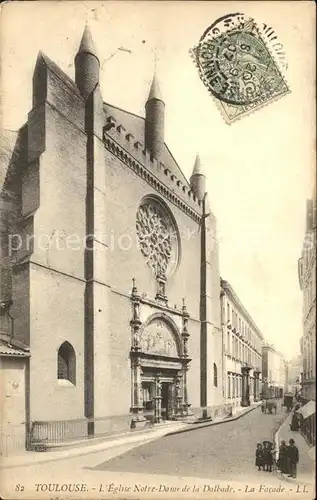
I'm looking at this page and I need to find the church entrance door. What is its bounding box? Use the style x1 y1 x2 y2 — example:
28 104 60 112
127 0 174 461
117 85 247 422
161 382 173 420
130 312 191 425
141 371 178 422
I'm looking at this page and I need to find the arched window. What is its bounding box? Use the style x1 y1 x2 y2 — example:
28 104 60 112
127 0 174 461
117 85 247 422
213 363 218 387
57 341 76 385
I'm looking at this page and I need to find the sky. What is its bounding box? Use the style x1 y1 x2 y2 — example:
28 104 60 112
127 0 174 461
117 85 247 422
1 1 315 360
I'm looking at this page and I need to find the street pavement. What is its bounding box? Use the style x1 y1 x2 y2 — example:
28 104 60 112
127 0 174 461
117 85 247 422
1 402 314 500
92 401 286 480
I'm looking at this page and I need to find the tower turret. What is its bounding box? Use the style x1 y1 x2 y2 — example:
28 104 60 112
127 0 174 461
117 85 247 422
75 24 100 101
144 72 165 160
190 154 206 201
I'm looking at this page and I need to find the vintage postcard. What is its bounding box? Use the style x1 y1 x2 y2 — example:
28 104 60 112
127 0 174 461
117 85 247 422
0 1 315 499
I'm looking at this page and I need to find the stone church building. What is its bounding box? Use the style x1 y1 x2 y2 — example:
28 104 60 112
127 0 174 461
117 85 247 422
0 26 225 448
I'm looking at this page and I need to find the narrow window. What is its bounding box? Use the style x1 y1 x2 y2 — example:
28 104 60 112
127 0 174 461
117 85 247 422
214 363 218 387
57 341 76 385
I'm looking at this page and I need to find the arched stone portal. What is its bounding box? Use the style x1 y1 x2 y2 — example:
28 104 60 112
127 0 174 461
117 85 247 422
130 284 191 425
140 316 180 357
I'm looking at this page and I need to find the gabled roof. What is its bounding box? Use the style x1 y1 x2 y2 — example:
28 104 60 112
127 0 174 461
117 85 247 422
0 340 30 357
103 102 190 188
35 51 82 98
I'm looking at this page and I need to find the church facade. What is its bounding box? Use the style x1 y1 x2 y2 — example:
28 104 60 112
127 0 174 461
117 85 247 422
0 26 226 446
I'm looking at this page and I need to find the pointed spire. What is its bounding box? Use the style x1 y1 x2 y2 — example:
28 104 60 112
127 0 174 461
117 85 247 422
192 154 204 176
147 72 164 102
75 24 100 100
190 154 206 201
145 70 165 159
77 23 99 61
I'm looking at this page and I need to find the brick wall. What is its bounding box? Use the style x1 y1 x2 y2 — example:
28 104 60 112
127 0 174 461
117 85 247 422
102 147 203 413
13 57 87 421
1 47 224 424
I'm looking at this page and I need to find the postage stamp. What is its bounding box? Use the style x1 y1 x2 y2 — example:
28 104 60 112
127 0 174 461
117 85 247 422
191 13 291 124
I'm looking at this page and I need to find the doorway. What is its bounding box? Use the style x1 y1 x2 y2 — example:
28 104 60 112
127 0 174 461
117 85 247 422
142 381 155 410
161 382 173 420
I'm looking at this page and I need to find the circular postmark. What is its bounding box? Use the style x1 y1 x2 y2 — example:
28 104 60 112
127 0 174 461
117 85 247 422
193 13 287 107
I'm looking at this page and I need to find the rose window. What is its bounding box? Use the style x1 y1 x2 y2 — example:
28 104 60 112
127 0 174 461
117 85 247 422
136 199 179 277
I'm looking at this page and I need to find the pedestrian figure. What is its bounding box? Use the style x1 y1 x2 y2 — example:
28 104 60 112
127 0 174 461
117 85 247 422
263 441 274 472
289 412 300 431
268 441 275 472
277 440 288 473
255 443 264 470
287 439 299 478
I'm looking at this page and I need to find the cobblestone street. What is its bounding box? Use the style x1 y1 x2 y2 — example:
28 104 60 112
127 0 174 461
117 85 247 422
93 404 288 481
2 403 315 500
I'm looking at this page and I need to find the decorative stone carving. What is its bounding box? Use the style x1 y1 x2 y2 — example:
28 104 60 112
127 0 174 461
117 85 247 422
175 376 181 399
140 319 178 357
181 297 190 358
130 278 142 351
136 199 179 278
155 273 168 305
156 378 162 398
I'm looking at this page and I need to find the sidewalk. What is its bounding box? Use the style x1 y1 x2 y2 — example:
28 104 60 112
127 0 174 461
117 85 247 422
167 401 261 435
0 421 185 469
275 411 315 485
1 402 261 469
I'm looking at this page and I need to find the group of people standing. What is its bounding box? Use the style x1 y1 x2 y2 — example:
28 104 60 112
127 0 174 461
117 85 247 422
277 439 299 478
255 439 299 478
255 441 275 472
